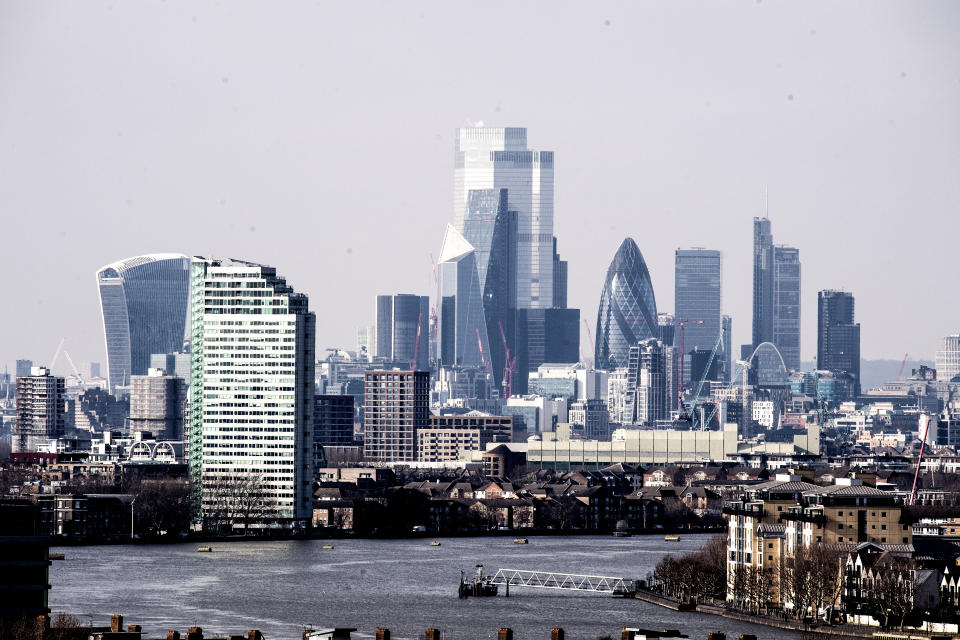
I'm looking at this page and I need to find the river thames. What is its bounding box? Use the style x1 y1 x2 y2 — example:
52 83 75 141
50 534 795 640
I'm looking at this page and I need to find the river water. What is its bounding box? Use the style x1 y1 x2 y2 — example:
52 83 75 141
50 535 796 640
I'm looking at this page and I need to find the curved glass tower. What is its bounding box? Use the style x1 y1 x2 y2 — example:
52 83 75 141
595 238 658 371
96 254 190 393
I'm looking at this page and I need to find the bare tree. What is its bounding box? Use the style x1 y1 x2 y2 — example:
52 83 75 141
873 557 917 630
203 473 266 533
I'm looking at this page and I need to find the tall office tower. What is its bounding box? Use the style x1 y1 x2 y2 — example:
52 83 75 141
626 339 668 425
375 295 393 359
15 360 33 378
773 246 801 371
752 218 775 350
674 248 723 384
89 362 101 379
375 294 430 369
512 308 580 392
13 367 65 453
453 126 554 309
817 290 861 395
314 394 355 447
722 315 733 383
936 335 960 383
459 188 517 390
188 258 315 528
437 224 490 369
96 254 190 394
595 238 658 371
552 238 568 309
129 368 185 440
363 370 430 462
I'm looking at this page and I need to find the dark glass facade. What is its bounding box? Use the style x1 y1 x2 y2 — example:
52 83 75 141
595 238 658 371
674 248 722 384
773 245 801 372
752 217 774 349
314 394 355 447
817 290 861 395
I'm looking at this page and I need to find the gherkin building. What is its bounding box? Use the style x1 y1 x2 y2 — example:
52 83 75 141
595 238 658 371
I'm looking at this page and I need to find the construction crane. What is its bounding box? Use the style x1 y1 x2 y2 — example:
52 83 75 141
674 318 704 397
498 321 516 399
581 319 595 370
63 350 85 386
476 328 491 374
910 413 934 506
50 337 66 372
702 357 750 430
410 311 423 371
898 353 910 379
687 327 724 431
429 253 440 343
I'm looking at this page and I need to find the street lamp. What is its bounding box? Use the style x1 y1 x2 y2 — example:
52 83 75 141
130 495 138 540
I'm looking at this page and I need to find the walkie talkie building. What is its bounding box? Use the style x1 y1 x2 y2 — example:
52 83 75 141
96 254 190 394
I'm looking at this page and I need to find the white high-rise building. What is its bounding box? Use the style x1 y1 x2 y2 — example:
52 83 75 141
937 335 960 383
188 258 315 529
453 126 554 309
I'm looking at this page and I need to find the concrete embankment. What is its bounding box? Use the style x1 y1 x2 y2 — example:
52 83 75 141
633 590 880 639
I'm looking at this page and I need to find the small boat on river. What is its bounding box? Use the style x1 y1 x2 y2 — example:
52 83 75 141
430 541 442 546
49 553 65 560
664 535 681 542
322 544 335 549
513 538 528 544
196 546 213 552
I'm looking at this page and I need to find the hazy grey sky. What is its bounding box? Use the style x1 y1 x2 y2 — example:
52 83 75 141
2 1 958 376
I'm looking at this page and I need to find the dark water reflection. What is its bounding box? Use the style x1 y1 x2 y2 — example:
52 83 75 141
51 535 796 640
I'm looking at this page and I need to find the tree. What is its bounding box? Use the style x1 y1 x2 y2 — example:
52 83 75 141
203 473 266 533
873 557 917 629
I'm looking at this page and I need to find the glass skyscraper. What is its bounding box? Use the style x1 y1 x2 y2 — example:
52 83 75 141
374 294 429 369
461 187 517 390
674 248 722 384
453 127 554 309
437 224 490 370
188 258 315 529
817 290 861 395
773 245 801 372
595 238 658 371
752 218 775 349
96 253 190 393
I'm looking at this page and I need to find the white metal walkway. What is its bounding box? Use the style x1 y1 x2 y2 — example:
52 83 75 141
489 569 633 594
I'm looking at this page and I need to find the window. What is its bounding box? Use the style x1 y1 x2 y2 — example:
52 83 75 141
838 536 844 542
768 543 773 549
882 537 887 543
881 524 887 530
881 512 887 517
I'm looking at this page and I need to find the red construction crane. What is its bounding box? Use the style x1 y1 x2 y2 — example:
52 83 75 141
910 413 934 506
476 328 491 374
898 353 910 379
498 320 516 399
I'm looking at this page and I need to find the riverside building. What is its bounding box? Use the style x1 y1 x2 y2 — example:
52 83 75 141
13 367 65 453
188 258 315 530
363 370 430 462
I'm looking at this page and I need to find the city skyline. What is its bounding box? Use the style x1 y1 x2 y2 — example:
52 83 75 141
2 2 959 373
